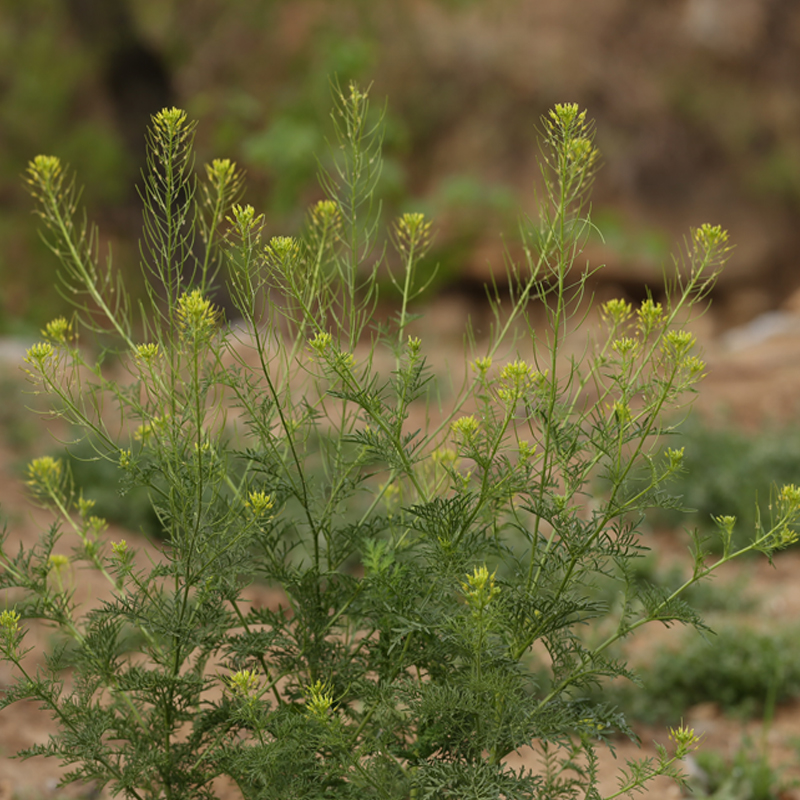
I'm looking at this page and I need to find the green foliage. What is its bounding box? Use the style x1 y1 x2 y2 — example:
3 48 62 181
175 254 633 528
0 371 42 453
654 415 800 549
612 626 800 723
590 555 755 616
56 437 164 541
3 85 799 800
689 735 795 800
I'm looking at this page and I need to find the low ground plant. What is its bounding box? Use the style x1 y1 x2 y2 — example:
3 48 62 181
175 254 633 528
600 624 800 725
2 84 799 800
686 683 796 800
652 415 800 548
689 736 793 800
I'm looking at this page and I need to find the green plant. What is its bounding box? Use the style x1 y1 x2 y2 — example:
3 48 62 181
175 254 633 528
606 625 800 724
689 737 792 800
2 85 799 800
54 436 165 541
652 415 800 549
686 677 795 800
0 372 42 454
589 554 755 617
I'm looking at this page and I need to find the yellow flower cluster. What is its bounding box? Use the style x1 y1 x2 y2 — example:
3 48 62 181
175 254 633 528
26 456 63 495
451 415 479 445
393 212 432 256
310 200 342 235
497 359 539 403
205 158 241 194
462 565 500 615
176 289 218 339
601 298 632 327
152 107 189 140
229 203 264 236
42 317 72 343
134 343 160 363
246 490 275 517
304 679 333 719
264 236 301 266
228 668 260 699
24 341 54 367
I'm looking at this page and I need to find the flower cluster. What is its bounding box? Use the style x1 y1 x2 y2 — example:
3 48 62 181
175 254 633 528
25 154 64 201
393 212 432 257
601 298 633 327
0 609 22 658
451 415 480 446
228 668 261 700
42 317 73 344
497 359 540 404
134 343 160 363
264 236 301 268
228 203 264 240
176 289 218 341
304 680 334 720
204 158 241 197
637 298 663 335
152 107 190 143
24 341 55 368
245 490 275 517
26 456 64 499
309 199 342 237
462 565 500 617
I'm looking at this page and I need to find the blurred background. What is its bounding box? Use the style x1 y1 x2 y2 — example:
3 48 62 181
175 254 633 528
1 0 799 334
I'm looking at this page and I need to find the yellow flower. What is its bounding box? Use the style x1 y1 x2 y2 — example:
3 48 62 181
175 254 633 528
176 289 218 339
452 415 479 444
498 359 539 402
471 356 492 376
26 456 63 497
24 342 54 366
0 609 21 636
134 343 160 363
393 212 432 256
309 331 332 357
304 680 333 719
462 565 500 613
264 236 301 266
152 107 189 139
637 298 663 333
42 317 72 344
601 298 632 326
246 490 275 517
309 200 342 236
228 669 260 699
611 337 638 359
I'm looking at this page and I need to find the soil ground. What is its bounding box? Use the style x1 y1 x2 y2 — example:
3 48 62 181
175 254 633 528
3 296 800 799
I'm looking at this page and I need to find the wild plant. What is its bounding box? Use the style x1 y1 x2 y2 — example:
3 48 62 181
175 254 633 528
2 84 799 800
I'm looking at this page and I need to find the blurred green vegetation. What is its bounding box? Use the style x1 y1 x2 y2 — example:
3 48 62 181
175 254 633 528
690 737 795 800
654 415 800 550
0 0 512 334
608 624 800 724
3 0 800 352
4 0 800 336
59 436 165 542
